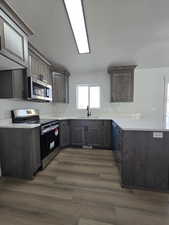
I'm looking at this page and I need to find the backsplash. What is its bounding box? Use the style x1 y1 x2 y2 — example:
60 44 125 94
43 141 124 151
0 99 55 120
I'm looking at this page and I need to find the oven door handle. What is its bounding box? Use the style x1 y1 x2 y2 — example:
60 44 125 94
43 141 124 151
41 125 59 135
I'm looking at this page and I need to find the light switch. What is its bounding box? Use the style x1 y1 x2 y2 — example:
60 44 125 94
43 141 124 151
153 132 163 138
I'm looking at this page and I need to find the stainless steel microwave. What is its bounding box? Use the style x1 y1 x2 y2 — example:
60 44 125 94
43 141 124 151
28 77 52 102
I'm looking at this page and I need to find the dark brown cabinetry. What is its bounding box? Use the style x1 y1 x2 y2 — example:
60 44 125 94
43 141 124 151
108 65 136 102
28 44 52 85
0 127 41 179
52 72 70 103
70 120 85 147
60 120 70 148
122 131 169 190
112 121 123 162
0 69 26 98
112 121 169 191
0 1 33 69
103 120 112 148
85 120 104 148
70 120 112 149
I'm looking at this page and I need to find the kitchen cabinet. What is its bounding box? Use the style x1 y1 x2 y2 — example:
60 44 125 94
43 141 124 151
0 69 26 99
52 72 70 103
108 65 136 102
70 120 85 147
70 120 112 149
0 127 41 179
60 120 70 148
112 124 169 191
28 44 52 84
0 1 33 69
112 121 123 170
85 120 104 148
103 120 112 149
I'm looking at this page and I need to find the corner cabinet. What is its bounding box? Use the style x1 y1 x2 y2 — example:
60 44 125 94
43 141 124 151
28 44 52 85
0 2 33 69
108 65 136 102
52 72 70 103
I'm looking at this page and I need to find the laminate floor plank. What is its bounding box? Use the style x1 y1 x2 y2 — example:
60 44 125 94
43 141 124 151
0 148 169 225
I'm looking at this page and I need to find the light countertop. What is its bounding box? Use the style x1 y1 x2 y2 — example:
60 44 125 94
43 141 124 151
0 119 40 129
41 115 169 131
0 116 169 131
113 118 169 131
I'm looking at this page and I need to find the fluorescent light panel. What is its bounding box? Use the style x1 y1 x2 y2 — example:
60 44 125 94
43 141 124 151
64 0 90 54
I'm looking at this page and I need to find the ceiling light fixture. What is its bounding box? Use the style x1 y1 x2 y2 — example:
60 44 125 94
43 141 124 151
63 0 90 54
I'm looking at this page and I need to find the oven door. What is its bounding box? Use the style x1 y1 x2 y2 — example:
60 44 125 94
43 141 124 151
40 124 59 159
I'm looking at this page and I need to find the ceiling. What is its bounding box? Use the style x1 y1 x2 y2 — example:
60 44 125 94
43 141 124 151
6 0 169 73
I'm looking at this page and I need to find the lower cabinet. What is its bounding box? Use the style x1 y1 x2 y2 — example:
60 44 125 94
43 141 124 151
115 128 169 190
0 127 41 179
70 120 112 149
70 120 85 147
60 120 70 148
85 120 104 148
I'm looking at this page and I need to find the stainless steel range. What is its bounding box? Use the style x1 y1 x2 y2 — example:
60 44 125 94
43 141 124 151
11 109 60 168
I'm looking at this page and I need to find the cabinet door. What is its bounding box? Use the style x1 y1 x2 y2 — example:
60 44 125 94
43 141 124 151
29 52 39 78
70 121 85 146
28 51 51 84
103 120 112 149
53 74 69 103
0 69 25 99
12 69 25 98
39 60 50 83
31 127 41 173
85 120 104 147
87 127 104 147
60 120 70 148
0 12 28 67
111 71 134 102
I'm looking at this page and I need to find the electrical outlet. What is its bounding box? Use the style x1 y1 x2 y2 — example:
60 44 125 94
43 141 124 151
153 132 163 138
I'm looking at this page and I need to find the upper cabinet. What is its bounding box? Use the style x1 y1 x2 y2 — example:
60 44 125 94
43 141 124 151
108 65 137 102
0 1 33 69
28 44 52 85
0 69 26 99
52 72 70 103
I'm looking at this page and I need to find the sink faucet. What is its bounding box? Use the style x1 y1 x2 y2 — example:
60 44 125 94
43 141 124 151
87 105 91 117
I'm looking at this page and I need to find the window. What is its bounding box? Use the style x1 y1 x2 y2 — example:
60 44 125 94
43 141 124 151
77 85 100 109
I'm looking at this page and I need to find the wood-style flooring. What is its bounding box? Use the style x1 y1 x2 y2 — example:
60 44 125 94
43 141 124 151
0 148 169 225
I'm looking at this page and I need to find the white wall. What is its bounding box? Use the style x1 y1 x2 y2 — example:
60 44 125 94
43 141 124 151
53 67 169 120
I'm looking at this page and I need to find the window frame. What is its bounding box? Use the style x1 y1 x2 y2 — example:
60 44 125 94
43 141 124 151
76 85 101 110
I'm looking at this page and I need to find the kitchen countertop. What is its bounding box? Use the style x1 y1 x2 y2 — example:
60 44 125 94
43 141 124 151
41 116 169 131
0 119 40 129
0 116 169 131
113 118 169 131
